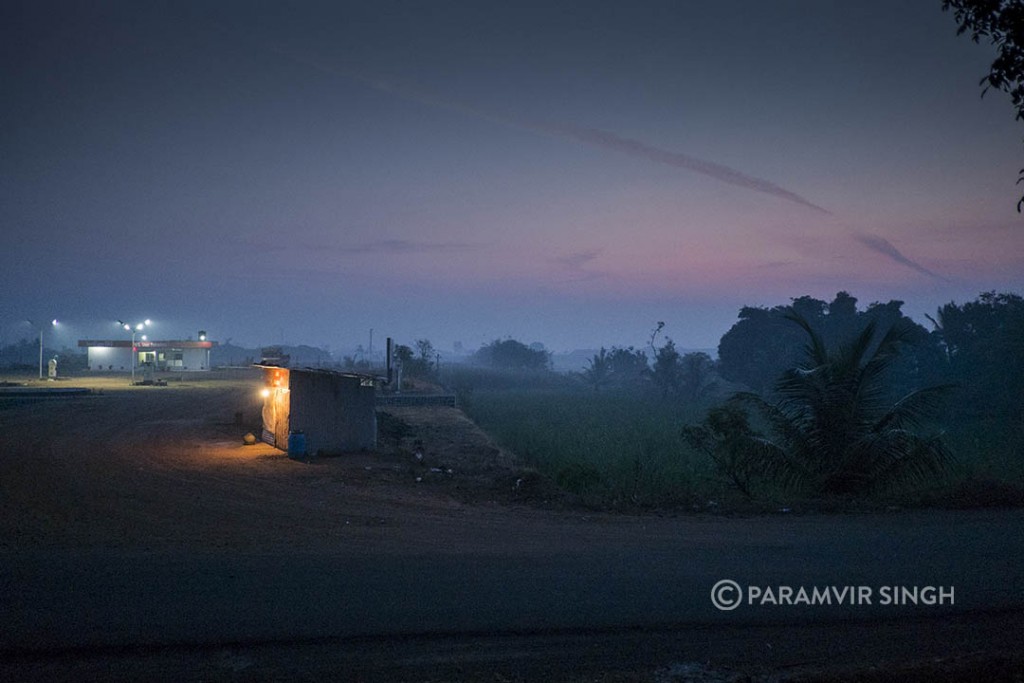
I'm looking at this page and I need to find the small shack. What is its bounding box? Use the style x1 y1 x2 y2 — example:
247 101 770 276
259 366 378 455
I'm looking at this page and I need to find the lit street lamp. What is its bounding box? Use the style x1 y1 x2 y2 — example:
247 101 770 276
27 319 57 380
117 319 151 384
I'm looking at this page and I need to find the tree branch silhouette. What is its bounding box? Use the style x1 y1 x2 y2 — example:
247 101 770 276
943 0 1024 212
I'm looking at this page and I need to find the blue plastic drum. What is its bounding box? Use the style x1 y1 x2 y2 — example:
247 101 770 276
287 430 307 458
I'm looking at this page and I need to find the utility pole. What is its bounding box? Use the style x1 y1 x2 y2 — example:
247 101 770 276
368 328 373 363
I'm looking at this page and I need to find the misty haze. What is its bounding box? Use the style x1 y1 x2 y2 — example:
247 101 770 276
2 1 1023 681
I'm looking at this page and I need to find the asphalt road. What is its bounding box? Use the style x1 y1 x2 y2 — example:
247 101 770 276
2 509 1022 679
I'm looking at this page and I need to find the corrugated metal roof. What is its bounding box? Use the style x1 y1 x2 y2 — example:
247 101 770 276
254 365 381 381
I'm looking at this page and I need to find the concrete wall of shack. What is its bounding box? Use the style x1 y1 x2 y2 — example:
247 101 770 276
287 370 377 454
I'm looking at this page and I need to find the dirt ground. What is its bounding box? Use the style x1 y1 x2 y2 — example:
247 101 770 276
0 369 577 553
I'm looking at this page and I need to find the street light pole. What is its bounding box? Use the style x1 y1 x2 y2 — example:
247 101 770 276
131 328 137 384
118 319 150 385
29 319 57 381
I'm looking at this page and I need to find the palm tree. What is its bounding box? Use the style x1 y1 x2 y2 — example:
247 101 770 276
685 313 954 496
582 347 611 392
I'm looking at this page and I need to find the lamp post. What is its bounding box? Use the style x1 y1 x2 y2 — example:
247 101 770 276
118 319 151 384
27 319 57 380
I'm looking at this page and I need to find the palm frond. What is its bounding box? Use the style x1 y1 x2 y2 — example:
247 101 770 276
863 432 954 492
859 320 913 384
783 312 829 367
837 318 878 377
744 436 813 491
873 384 958 433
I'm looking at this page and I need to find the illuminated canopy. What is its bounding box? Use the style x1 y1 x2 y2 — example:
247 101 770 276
78 339 216 349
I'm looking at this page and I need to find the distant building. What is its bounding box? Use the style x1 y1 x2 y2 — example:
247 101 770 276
78 337 217 372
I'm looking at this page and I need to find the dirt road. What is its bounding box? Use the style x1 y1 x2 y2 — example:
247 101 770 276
1 371 1022 680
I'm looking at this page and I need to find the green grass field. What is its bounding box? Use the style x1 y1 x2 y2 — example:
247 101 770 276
452 367 1024 510
458 375 718 507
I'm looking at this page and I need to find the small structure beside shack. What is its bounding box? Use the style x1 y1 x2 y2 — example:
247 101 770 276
259 365 379 456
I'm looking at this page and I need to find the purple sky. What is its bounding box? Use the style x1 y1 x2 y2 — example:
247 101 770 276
2 1 1022 354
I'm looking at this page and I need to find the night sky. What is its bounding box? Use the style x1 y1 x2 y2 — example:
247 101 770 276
3 1 1022 353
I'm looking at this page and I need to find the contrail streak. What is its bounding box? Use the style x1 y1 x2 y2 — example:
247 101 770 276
274 47 830 214
551 249 607 282
532 123 831 214
301 239 483 254
854 234 947 281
